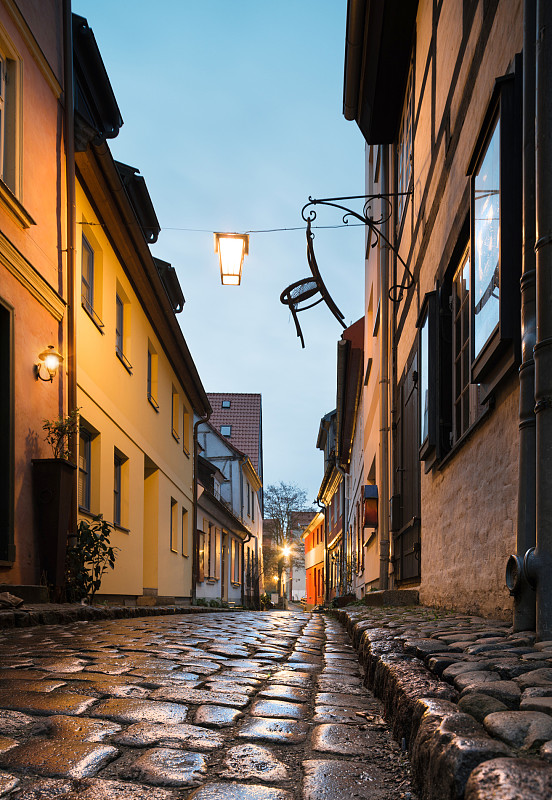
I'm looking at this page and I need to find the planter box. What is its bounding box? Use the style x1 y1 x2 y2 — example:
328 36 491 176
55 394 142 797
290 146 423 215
32 458 76 590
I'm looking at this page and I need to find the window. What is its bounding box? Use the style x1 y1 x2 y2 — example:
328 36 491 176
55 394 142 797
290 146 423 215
115 290 132 372
113 449 128 528
222 400 231 408
467 63 522 392
170 498 178 552
147 342 159 409
417 291 439 464
113 453 122 526
198 530 205 581
231 538 241 584
81 235 104 328
0 42 21 198
171 388 179 441
181 509 188 556
397 67 413 224
247 483 250 517
220 425 231 437
182 406 190 455
78 428 92 511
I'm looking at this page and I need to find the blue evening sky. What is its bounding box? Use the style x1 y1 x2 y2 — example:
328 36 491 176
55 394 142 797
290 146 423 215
73 0 366 503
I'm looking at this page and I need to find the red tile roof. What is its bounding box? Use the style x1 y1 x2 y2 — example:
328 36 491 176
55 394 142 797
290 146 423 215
207 393 263 477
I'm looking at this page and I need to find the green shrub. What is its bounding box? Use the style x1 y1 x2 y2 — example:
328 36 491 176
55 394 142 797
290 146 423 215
208 598 221 608
66 515 119 602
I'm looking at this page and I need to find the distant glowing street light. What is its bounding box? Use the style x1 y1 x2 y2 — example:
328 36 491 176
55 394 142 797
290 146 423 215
214 232 249 285
282 545 291 558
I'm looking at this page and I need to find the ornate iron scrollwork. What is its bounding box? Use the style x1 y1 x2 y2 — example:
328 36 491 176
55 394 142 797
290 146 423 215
301 193 414 302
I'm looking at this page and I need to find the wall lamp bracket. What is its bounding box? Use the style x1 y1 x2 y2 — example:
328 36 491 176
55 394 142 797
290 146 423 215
301 192 414 302
35 345 63 382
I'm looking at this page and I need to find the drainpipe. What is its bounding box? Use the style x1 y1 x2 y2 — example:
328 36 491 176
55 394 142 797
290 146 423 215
508 0 537 631
379 144 390 589
63 0 77 532
192 414 210 604
527 0 552 639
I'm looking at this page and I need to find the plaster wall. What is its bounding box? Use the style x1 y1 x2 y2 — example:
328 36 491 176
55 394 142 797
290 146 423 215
0 1 65 587
75 181 195 600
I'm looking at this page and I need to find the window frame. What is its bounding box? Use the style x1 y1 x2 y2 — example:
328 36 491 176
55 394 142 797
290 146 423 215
147 342 159 410
467 64 522 396
170 498 178 553
78 428 92 512
115 292 132 373
113 452 122 526
417 291 439 467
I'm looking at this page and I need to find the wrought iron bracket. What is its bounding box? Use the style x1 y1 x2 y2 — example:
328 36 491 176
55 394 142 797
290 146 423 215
301 192 414 302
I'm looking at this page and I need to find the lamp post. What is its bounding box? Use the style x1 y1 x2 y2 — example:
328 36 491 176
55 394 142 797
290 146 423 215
214 232 249 285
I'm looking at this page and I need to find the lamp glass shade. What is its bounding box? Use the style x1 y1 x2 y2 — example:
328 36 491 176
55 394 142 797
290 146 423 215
38 346 63 376
214 233 249 285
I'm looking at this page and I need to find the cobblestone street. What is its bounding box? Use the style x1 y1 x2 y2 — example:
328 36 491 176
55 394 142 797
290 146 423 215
0 611 414 799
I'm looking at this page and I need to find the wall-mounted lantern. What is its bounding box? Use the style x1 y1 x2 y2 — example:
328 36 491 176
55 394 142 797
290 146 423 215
363 484 378 528
214 232 249 285
35 345 63 383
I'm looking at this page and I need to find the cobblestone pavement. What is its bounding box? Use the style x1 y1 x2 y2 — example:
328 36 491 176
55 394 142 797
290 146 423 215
0 610 415 799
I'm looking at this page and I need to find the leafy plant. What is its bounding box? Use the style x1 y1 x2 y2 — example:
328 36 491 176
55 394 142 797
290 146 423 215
42 408 80 460
195 597 208 607
66 514 119 602
208 598 221 607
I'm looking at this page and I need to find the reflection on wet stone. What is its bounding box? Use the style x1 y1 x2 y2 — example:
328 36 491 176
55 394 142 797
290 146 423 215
194 705 243 728
126 747 207 787
219 743 289 781
88 699 188 724
0 740 118 778
114 721 224 750
238 717 309 744
186 782 293 800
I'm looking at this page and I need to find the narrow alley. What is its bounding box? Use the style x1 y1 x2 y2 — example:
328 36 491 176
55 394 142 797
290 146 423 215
0 611 414 799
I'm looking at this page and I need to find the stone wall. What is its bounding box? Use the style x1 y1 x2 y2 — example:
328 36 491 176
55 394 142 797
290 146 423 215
419 377 518 619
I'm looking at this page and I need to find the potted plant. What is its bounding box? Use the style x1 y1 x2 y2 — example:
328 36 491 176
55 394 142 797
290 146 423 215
32 409 79 594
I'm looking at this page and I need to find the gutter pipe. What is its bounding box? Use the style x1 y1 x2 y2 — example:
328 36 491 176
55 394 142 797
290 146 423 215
509 0 537 631
192 413 210 604
379 145 390 589
527 0 552 639
63 0 77 534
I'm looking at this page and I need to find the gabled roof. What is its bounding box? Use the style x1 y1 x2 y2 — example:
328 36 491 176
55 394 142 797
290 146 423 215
207 393 263 477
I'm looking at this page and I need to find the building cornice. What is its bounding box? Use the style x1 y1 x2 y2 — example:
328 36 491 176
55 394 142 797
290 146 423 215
0 229 65 321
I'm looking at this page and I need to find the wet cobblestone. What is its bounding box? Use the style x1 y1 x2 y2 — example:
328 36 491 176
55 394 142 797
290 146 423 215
0 610 415 799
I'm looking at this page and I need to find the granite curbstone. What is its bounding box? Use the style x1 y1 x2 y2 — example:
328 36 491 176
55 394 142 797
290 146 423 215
333 606 552 800
0 604 242 630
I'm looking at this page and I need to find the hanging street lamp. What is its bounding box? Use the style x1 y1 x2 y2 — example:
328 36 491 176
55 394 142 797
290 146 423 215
214 232 249 285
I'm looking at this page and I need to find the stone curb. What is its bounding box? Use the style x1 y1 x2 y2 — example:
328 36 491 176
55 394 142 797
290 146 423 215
0 604 244 629
333 606 552 800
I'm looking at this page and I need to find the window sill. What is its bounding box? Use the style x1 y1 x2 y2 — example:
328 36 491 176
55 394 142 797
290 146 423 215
0 560 15 567
0 179 36 229
147 395 159 412
172 430 180 443
170 548 178 554
113 523 130 534
183 446 191 459
437 403 494 472
78 506 95 518
182 553 189 558
116 349 133 374
82 303 105 333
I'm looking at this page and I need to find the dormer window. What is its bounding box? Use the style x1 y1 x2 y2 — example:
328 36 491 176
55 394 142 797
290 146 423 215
222 400 231 408
221 425 231 437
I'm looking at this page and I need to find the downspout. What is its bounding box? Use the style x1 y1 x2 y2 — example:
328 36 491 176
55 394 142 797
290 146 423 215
528 0 552 639
379 144 390 589
508 0 537 630
192 414 210 604
63 0 77 532
239 455 247 607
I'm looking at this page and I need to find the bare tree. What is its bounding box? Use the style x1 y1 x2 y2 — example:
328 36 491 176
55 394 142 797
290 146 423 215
262 482 313 604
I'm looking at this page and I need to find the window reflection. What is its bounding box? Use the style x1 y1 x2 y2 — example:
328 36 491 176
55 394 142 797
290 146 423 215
474 117 500 359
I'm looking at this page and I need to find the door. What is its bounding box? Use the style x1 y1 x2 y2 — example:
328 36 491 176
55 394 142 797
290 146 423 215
394 347 421 582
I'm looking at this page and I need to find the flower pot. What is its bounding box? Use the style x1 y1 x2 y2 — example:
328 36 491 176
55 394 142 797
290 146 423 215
32 458 76 590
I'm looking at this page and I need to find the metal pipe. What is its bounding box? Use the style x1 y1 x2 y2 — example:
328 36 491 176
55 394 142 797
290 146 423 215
379 145 390 589
511 0 537 631
192 413 210 604
63 0 77 531
533 0 552 639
